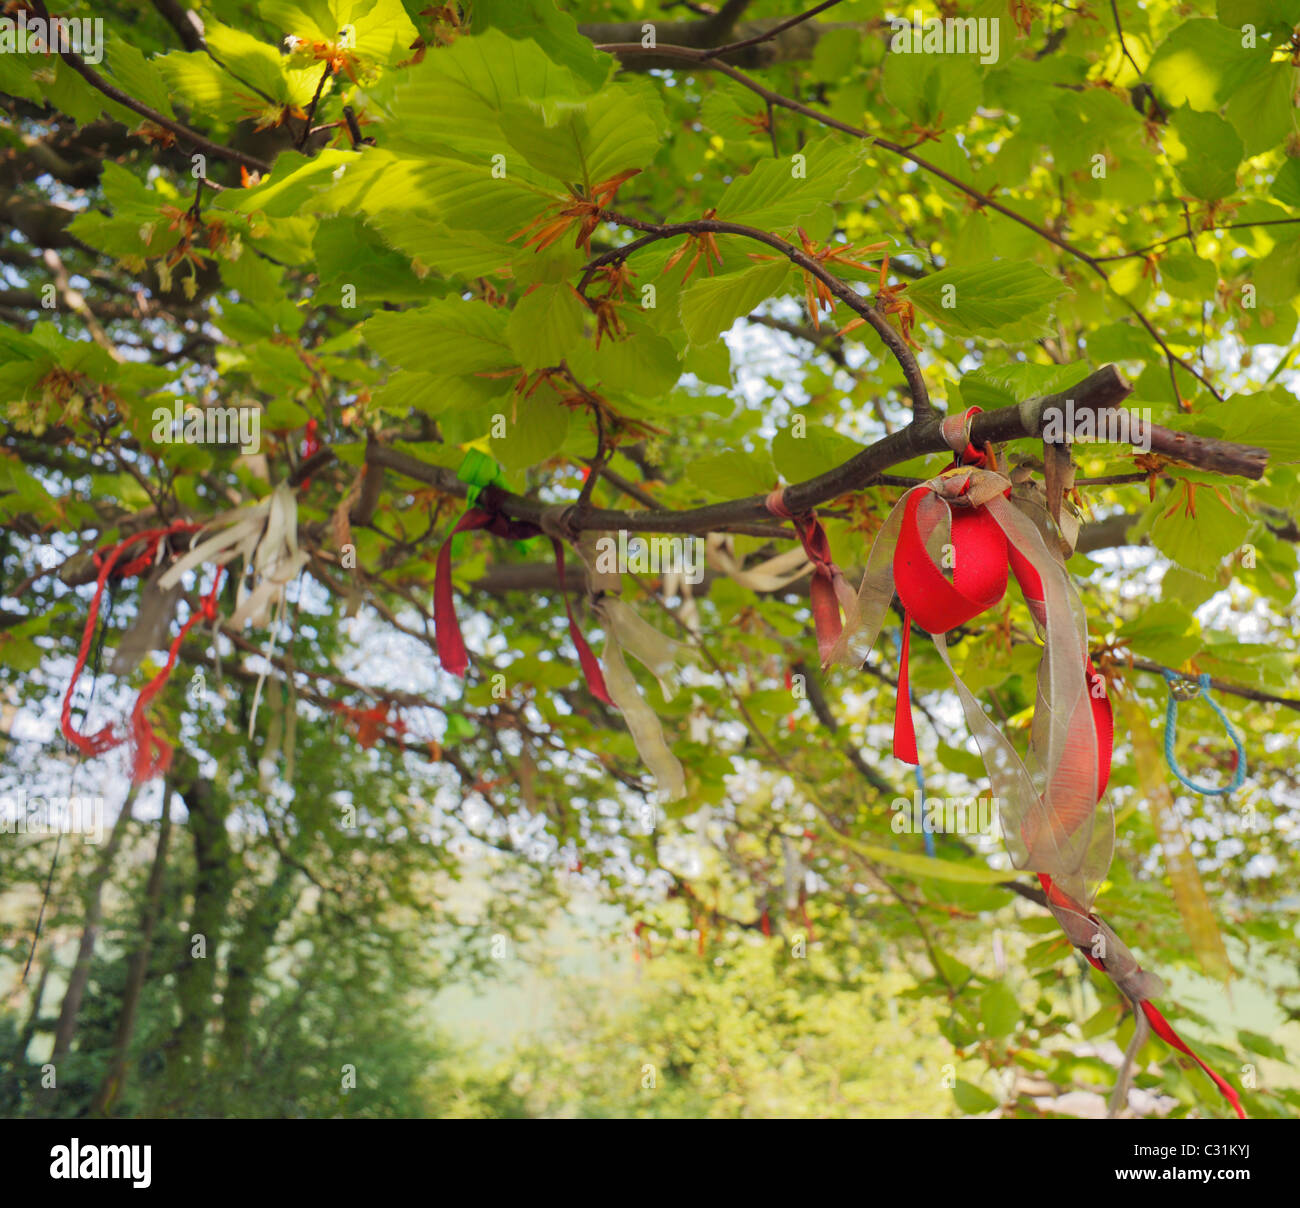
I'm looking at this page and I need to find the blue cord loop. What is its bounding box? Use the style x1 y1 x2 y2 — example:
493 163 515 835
1161 670 1247 795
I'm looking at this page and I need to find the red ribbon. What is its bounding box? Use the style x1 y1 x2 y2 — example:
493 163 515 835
61 521 223 783
433 507 610 704
299 418 320 489
1036 871 1244 1117
893 487 1009 763
889 475 1243 1117
765 490 851 665
333 700 407 749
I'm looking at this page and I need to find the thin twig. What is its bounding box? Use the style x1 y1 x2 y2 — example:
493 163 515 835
705 0 845 58
298 65 334 151
30 0 271 174
1109 0 1144 80
595 40 1226 401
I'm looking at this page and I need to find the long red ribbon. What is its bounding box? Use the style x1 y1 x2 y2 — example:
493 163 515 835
887 480 1245 1117
60 521 223 783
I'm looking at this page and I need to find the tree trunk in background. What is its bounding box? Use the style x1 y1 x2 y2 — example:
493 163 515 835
163 763 233 1106
50 782 140 1060
219 856 296 1071
14 955 52 1067
91 784 173 1117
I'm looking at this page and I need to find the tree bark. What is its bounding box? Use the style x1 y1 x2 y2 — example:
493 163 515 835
90 785 174 1117
162 762 233 1104
218 857 296 1070
50 782 140 1061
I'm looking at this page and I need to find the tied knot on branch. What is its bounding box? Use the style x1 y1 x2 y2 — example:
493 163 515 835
539 504 581 546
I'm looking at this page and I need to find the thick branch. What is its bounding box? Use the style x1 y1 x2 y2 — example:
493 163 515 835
362 364 1264 539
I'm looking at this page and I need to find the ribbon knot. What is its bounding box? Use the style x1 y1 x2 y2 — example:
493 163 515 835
940 405 987 467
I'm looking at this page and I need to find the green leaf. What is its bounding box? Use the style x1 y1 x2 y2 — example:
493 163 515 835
1082 1004 1123 1039
847 842 1016 884
224 149 359 218
1237 1029 1287 1061
1216 0 1300 35
1117 599 1202 666
1273 159 1300 210
501 82 665 188
908 261 1068 337
882 48 982 129
1225 62 1295 156
365 298 515 375
579 316 681 398
0 42 44 103
1191 390 1300 462
1142 484 1253 578
1161 566 1220 611
471 0 614 90
679 260 791 345
698 92 768 142
259 0 418 71
713 136 866 228
979 982 1021 1039
1160 250 1218 299
105 37 174 118
208 23 320 104
505 283 586 371
491 394 570 470
959 361 1090 410
953 1078 1000 1114
1147 20 1259 112
1197 641 1294 692
771 422 864 483
313 216 429 302
387 30 585 166
1086 322 1160 363
685 449 774 499
1167 108 1242 201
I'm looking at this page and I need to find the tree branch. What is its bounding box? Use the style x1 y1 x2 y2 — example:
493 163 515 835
357 364 1265 541
580 1 846 70
597 40 1226 401
1120 657 1300 713
31 1 270 174
706 0 845 58
594 210 934 414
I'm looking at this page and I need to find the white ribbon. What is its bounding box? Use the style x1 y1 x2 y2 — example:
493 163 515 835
596 597 688 803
